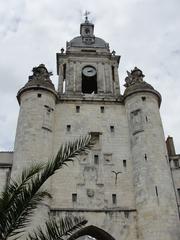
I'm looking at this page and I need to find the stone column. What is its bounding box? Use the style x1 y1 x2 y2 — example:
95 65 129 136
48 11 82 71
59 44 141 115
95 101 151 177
58 65 64 94
104 63 112 94
75 62 82 93
97 63 105 93
66 61 74 94
73 62 76 93
114 65 120 95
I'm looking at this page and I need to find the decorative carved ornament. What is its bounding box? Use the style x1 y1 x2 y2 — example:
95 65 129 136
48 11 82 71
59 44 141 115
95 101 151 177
28 64 52 82
87 189 95 198
82 36 95 45
124 67 145 87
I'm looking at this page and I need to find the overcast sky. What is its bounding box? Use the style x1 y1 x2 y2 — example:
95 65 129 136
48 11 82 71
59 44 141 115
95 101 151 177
0 0 180 153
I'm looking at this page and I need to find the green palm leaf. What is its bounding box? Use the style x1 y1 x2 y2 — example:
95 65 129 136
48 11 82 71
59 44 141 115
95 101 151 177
27 216 87 240
0 135 93 240
0 163 44 211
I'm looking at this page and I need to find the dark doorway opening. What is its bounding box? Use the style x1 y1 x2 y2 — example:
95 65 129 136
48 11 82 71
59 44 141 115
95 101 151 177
82 74 97 94
68 225 116 240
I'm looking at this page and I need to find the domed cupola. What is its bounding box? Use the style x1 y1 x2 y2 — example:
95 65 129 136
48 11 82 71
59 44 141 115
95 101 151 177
17 64 57 103
66 13 110 53
123 67 161 105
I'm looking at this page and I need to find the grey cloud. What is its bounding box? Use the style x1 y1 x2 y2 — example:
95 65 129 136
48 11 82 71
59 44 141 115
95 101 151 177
0 0 180 152
0 115 7 122
171 49 180 55
0 0 25 36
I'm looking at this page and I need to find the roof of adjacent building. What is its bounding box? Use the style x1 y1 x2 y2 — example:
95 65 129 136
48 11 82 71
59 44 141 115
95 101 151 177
0 151 13 167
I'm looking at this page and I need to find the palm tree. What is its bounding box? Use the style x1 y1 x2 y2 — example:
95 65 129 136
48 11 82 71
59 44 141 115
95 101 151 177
0 135 93 240
27 216 88 240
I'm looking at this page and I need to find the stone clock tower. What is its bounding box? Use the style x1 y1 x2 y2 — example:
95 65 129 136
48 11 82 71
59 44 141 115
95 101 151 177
57 16 120 97
4 16 180 240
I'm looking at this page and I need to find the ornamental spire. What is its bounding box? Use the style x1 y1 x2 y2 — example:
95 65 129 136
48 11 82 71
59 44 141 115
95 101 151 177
84 10 90 23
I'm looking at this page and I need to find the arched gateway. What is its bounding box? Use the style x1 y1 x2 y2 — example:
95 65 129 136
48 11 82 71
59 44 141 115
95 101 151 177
69 225 115 240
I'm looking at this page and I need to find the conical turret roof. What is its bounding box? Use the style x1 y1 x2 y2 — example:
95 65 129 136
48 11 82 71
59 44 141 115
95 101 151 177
123 67 161 105
17 64 57 103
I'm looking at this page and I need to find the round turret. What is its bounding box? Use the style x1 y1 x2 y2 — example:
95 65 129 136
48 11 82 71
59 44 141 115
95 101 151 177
124 67 179 240
13 64 57 174
12 64 58 227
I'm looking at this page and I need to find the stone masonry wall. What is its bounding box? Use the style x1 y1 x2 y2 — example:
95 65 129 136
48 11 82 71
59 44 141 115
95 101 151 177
50 100 137 239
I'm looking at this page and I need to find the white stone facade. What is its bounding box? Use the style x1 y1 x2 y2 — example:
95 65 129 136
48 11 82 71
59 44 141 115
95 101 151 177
0 18 180 240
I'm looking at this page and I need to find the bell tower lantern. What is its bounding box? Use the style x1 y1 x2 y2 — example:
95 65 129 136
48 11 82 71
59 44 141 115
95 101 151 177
80 12 95 45
56 15 121 98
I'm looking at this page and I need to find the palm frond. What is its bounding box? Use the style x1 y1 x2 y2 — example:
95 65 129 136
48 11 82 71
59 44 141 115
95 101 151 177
0 163 44 211
27 216 87 240
0 135 93 240
0 189 51 240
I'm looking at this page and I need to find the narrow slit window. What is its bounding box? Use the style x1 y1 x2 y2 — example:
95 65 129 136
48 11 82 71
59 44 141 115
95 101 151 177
72 193 77 202
51 211 56 217
142 96 146 101
6 169 11 185
100 106 104 113
89 132 100 149
37 93 42 98
63 64 66 80
76 106 80 113
94 155 99 164
112 66 115 81
155 186 158 197
112 194 117 204
177 189 180 199
124 211 129 218
67 125 71 132
174 159 179 168
110 126 114 132
123 160 127 168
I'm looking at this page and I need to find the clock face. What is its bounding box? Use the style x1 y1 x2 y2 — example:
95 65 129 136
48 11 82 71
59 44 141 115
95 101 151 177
82 66 96 77
85 28 90 34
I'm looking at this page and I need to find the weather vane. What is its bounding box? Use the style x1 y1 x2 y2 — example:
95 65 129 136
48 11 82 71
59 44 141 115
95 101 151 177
84 10 90 21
